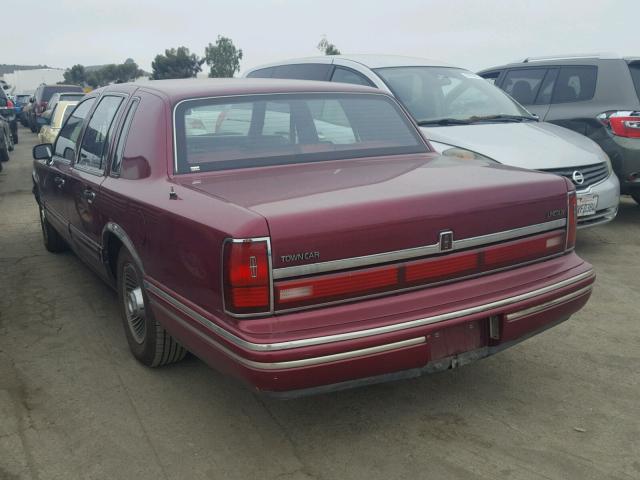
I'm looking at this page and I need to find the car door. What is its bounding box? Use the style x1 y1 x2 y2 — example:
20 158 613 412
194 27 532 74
65 94 126 272
37 97 96 243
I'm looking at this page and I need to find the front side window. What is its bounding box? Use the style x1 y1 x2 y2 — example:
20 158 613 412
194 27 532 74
77 95 124 171
552 66 597 103
375 67 531 123
174 93 426 173
501 69 547 105
53 98 96 161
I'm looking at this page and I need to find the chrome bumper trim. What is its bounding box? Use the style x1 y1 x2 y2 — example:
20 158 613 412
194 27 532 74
272 218 567 279
144 269 594 353
505 285 593 322
155 298 426 370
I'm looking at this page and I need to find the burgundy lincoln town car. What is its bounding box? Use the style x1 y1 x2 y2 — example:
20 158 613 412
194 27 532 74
32 79 595 396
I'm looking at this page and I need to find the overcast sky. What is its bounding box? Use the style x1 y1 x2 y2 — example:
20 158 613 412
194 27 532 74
3 0 638 74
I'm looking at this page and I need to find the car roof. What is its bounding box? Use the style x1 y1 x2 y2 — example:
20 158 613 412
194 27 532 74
479 53 629 72
247 54 453 71
103 78 383 104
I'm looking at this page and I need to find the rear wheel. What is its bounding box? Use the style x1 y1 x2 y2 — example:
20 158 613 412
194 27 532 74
39 204 68 252
117 250 186 367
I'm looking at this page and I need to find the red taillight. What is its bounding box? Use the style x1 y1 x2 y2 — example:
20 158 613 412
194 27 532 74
610 116 640 138
598 111 640 138
7 99 14 108
405 252 478 283
276 265 399 307
274 230 566 310
484 232 565 268
223 239 271 315
566 193 577 250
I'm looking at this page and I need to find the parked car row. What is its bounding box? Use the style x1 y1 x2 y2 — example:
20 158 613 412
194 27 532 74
0 87 16 171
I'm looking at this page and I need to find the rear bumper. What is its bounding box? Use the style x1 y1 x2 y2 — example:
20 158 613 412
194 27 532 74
146 256 595 395
612 136 640 193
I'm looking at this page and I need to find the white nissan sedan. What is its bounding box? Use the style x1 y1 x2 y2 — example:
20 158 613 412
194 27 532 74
244 55 620 227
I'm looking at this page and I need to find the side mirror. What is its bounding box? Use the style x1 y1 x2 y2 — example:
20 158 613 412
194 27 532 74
531 113 540 121
33 144 53 160
29 97 35 103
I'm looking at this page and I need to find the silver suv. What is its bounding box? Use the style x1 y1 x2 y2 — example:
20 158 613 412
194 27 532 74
479 54 640 205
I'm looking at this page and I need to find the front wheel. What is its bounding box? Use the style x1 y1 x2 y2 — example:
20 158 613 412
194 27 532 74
0 134 9 162
117 250 186 367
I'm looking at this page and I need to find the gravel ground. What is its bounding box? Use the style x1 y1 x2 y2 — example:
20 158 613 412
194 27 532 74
1 126 639 480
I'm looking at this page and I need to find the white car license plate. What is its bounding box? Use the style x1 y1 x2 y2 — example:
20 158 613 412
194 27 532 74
577 194 598 217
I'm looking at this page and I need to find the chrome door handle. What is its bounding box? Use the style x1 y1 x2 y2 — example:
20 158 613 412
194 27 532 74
53 176 65 188
82 189 96 204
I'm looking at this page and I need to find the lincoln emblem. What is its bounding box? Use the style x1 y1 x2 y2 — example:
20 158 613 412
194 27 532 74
439 231 454 251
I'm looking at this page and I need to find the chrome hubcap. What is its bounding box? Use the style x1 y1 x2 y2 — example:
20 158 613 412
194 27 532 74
123 264 146 344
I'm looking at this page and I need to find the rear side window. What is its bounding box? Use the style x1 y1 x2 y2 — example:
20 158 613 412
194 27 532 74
552 66 597 103
246 67 275 78
331 67 373 86
174 93 426 173
111 98 140 175
502 69 547 105
54 98 96 161
77 95 124 171
629 62 640 100
271 64 332 80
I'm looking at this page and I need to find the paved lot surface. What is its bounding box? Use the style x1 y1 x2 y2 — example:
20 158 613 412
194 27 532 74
1 126 639 480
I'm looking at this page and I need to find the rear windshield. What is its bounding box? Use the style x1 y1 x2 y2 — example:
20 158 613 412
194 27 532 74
629 62 640 101
42 86 83 102
60 93 85 101
174 93 427 173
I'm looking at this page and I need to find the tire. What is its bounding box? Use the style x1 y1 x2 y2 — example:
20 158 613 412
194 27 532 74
12 126 18 145
117 249 186 367
0 134 8 162
30 118 37 133
38 204 68 253
630 192 640 205
7 130 14 151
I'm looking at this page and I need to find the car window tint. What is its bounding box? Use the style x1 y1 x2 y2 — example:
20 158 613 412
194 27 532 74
272 64 331 80
112 98 140 175
502 69 546 105
246 67 275 78
53 98 95 161
175 93 426 173
535 68 559 105
77 95 124 171
627 62 640 100
552 66 597 103
479 71 501 85
331 67 372 86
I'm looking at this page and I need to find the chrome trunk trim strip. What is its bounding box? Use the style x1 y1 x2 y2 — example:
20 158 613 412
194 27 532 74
144 269 594 353
272 218 567 279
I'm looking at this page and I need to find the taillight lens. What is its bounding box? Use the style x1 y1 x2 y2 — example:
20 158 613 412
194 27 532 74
566 192 577 250
598 111 640 138
223 239 271 315
7 99 14 108
274 230 566 310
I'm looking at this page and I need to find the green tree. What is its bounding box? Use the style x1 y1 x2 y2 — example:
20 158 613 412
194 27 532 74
204 36 243 78
63 64 86 85
317 36 341 55
151 47 203 80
